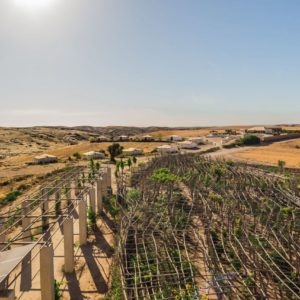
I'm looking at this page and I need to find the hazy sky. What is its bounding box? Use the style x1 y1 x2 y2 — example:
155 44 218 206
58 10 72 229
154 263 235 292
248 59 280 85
1 0 300 127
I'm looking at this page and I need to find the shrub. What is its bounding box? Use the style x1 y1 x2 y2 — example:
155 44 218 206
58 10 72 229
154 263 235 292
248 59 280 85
238 135 260 145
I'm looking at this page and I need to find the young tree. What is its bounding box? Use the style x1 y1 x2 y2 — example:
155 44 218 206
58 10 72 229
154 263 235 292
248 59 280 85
127 157 132 170
107 143 123 162
132 156 137 165
278 160 286 172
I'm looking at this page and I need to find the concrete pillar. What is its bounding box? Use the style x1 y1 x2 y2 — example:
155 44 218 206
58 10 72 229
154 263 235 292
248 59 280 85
0 290 15 300
22 201 31 242
78 201 87 246
40 189 49 232
40 245 54 300
63 218 74 273
0 223 5 251
66 182 71 204
89 188 96 213
101 173 107 197
55 189 61 215
107 167 112 188
96 179 103 214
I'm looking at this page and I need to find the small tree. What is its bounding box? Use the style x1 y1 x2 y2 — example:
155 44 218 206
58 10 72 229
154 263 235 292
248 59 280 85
132 156 137 165
278 160 286 172
108 143 123 162
127 157 132 170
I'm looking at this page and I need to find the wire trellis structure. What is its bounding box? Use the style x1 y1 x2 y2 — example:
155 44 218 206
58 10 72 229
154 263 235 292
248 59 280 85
116 154 300 300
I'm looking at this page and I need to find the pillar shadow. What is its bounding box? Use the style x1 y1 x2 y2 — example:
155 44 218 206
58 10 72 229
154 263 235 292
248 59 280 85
93 226 113 258
100 211 116 233
20 252 32 291
65 271 84 300
81 244 108 294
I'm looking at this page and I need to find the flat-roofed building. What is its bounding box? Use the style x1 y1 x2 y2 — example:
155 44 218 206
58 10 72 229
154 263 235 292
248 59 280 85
34 154 58 164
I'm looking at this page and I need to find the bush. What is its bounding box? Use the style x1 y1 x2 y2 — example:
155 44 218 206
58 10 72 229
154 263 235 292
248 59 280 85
238 135 260 146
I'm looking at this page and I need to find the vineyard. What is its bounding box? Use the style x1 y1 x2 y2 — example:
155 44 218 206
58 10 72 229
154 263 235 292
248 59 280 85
115 154 300 299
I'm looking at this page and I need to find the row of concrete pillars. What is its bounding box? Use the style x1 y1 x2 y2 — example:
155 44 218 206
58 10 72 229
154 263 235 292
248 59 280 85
0 167 111 300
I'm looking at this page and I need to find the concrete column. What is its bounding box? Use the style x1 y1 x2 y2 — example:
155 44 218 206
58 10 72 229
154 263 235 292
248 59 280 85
63 218 74 273
22 201 31 242
40 245 54 300
89 188 96 213
96 179 103 214
101 173 107 197
0 223 5 251
78 201 87 246
107 167 112 188
0 290 15 300
66 182 71 204
55 189 61 215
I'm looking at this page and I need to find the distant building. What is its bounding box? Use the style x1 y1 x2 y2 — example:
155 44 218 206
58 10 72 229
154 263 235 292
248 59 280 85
177 141 198 149
142 135 154 142
118 135 129 141
123 148 144 156
165 135 183 142
246 126 282 135
188 137 205 145
157 145 178 154
34 154 58 164
83 151 105 160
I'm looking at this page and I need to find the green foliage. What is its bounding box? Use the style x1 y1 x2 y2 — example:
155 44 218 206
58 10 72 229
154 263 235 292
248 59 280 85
238 134 261 145
127 188 140 202
151 168 180 183
1 190 22 204
278 160 286 172
132 156 137 164
54 280 63 300
108 143 123 162
73 152 81 160
127 157 132 168
87 207 97 228
104 195 120 218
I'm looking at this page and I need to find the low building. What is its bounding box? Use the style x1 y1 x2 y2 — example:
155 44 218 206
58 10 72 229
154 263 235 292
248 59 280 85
246 127 266 134
83 151 105 160
177 141 198 149
118 135 129 141
156 145 178 154
123 148 144 156
142 135 154 141
166 135 183 142
265 126 283 135
188 137 205 145
34 154 58 164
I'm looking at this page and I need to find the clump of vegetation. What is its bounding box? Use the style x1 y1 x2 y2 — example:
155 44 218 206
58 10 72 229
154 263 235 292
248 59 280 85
238 134 261 145
0 190 22 205
87 207 97 229
73 152 81 160
54 280 63 300
278 160 286 172
151 168 180 183
108 143 123 162
104 195 120 218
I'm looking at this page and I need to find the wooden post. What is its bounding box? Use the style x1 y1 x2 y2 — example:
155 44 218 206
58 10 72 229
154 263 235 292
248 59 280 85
89 188 96 213
63 218 74 273
22 200 31 242
40 245 54 300
78 201 87 246
96 179 103 214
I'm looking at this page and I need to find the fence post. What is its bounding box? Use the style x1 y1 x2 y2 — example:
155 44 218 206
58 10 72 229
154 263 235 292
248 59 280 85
96 179 103 214
22 200 31 242
63 218 74 273
40 244 55 300
79 200 87 246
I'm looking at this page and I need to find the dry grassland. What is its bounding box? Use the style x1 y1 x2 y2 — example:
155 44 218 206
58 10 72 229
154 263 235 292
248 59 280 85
232 139 300 167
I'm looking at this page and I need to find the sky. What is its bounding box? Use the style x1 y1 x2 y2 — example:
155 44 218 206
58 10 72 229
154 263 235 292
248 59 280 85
0 0 300 127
